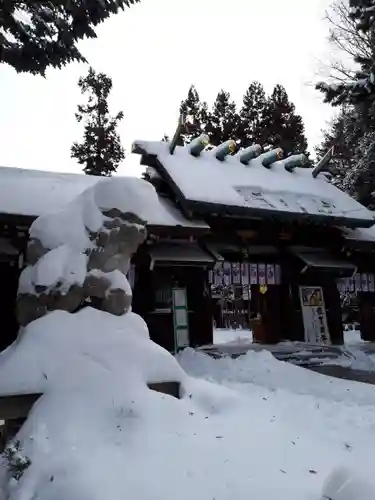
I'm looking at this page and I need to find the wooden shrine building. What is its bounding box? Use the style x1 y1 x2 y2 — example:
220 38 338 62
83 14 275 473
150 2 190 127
0 166 215 354
2 132 375 352
133 134 375 346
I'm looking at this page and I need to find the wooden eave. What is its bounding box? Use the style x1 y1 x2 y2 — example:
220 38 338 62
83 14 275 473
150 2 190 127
147 223 210 238
0 212 35 228
0 212 209 240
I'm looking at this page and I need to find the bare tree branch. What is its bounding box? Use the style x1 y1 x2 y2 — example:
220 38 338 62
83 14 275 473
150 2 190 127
318 0 374 84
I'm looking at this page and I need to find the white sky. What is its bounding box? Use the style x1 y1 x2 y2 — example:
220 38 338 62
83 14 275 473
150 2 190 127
0 0 337 177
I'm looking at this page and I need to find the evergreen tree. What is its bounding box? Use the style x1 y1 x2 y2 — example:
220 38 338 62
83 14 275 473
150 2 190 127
314 0 375 207
344 131 375 208
179 86 209 145
264 85 308 155
207 89 240 146
315 106 361 187
238 81 269 147
1 1 141 76
71 67 125 176
315 99 375 207
350 0 375 32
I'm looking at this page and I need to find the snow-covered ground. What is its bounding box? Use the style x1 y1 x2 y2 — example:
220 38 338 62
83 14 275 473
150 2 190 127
214 327 375 372
214 327 363 348
178 347 375 499
1 316 375 500
214 327 253 345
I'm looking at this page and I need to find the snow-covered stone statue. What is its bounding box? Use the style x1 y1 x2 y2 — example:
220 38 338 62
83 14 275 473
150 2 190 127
16 177 148 326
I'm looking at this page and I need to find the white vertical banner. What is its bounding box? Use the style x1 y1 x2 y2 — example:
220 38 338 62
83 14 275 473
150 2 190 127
369 274 375 292
361 273 369 292
232 262 241 284
223 262 231 285
250 263 258 284
241 263 249 286
266 264 275 285
258 264 266 285
299 286 331 345
214 262 223 286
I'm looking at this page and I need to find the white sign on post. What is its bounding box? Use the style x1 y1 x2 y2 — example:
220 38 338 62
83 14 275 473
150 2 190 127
299 286 331 345
172 288 189 351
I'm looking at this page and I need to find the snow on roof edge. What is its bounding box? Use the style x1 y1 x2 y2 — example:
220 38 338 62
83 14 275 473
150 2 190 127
0 165 209 230
133 140 375 228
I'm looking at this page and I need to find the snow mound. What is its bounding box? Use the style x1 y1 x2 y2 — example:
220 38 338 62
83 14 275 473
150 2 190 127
0 308 184 395
178 347 375 406
3 319 375 500
0 308 236 500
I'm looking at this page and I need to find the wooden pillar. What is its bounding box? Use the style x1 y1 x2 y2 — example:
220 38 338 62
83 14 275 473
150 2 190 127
132 263 154 317
250 285 282 344
278 258 305 343
279 283 305 342
0 262 20 352
186 267 213 347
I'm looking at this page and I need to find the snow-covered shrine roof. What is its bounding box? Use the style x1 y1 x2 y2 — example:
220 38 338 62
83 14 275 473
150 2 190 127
0 166 209 230
133 139 375 229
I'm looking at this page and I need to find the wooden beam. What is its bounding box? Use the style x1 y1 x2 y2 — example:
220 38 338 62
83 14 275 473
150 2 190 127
0 382 181 421
148 381 180 399
169 114 184 154
312 146 334 178
0 393 42 420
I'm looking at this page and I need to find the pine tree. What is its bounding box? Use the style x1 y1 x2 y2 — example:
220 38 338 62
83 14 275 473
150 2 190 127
263 85 308 156
238 81 268 147
344 131 375 208
71 67 125 176
315 106 360 188
207 90 240 146
315 99 375 207
0 1 141 76
179 86 209 145
315 102 374 180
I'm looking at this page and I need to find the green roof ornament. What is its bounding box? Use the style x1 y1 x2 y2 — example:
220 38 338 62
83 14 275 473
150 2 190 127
237 144 262 165
212 140 237 161
283 154 307 172
259 148 284 168
188 134 210 157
